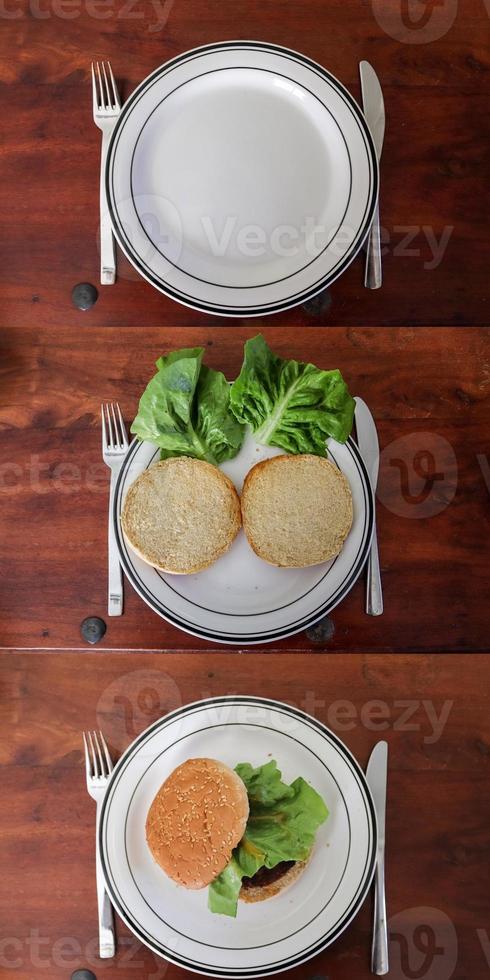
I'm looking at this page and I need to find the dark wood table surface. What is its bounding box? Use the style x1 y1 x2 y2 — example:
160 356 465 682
1 651 489 980
2 0 489 330
1 2 490 980
1 325 488 653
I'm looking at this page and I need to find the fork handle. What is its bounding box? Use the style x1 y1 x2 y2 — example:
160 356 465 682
108 471 123 616
99 130 116 285
95 808 116 958
365 202 382 290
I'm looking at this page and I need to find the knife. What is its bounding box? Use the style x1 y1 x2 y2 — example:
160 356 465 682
355 397 383 616
366 741 389 975
360 61 385 289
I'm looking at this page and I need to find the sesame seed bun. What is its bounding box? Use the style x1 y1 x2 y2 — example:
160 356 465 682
146 758 249 889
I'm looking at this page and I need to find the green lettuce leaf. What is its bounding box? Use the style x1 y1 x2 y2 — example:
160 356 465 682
206 857 243 918
208 760 328 917
130 349 245 465
229 335 355 456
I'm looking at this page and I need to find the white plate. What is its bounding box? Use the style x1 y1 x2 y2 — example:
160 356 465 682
113 431 374 644
100 696 377 977
106 41 378 316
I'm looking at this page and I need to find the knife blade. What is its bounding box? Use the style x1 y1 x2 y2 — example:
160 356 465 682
360 61 385 161
366 741 389 975
355 397 383 616
367 740 387 846
355 396 380 490
359 61 385 289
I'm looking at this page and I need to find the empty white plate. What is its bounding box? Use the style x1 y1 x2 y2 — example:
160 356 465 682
113 430 374 644
106 42 378 315
100 697 377 976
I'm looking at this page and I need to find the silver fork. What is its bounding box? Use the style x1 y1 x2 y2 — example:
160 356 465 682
83 730 116 959
92 62 121 285
101 403 128 616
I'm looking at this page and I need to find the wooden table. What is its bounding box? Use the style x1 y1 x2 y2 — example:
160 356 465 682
1 652 489 980
1 1 489 979
2 0 489 330
1 325 488 653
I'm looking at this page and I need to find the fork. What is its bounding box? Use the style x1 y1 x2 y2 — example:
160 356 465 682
83 730 116 959
92 62 121 285
101 403 128 616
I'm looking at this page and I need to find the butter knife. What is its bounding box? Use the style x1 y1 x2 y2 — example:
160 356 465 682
355 397 383 615
360 61 385 289
366 741 389 975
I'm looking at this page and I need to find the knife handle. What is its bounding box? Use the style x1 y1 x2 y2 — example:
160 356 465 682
365 203 382 290
372 855 389 974
367 519 383 616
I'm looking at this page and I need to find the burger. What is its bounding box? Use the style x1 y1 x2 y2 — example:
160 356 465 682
146 757 329 917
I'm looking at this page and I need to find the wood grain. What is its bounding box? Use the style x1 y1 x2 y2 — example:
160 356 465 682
1 4 489 977
0 651 489 979
0 325 488 652
1 0 489 328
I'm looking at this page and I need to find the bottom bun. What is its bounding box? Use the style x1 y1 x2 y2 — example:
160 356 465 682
239 859 308 903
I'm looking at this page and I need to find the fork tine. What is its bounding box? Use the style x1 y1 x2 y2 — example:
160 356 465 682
104 403 114 447
92 730 106 777
101 62 112 109
96 62 105 110
107 62 120 111
91 62 99 113
116 403 128 448
99 731 114 773
87 730 99 777
82 731 92 777
101 403 108 451
110 403 121 448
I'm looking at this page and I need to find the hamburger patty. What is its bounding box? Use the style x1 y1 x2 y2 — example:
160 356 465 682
241 860 296 889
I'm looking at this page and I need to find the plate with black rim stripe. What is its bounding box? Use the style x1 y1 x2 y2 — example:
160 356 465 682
113 430 374 645
106 41 378 317
99 696 377 977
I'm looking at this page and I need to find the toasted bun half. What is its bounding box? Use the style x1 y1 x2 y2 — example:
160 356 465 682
146 758 249 889
241 454 353 567
121 457 241 574
239 860 308 903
